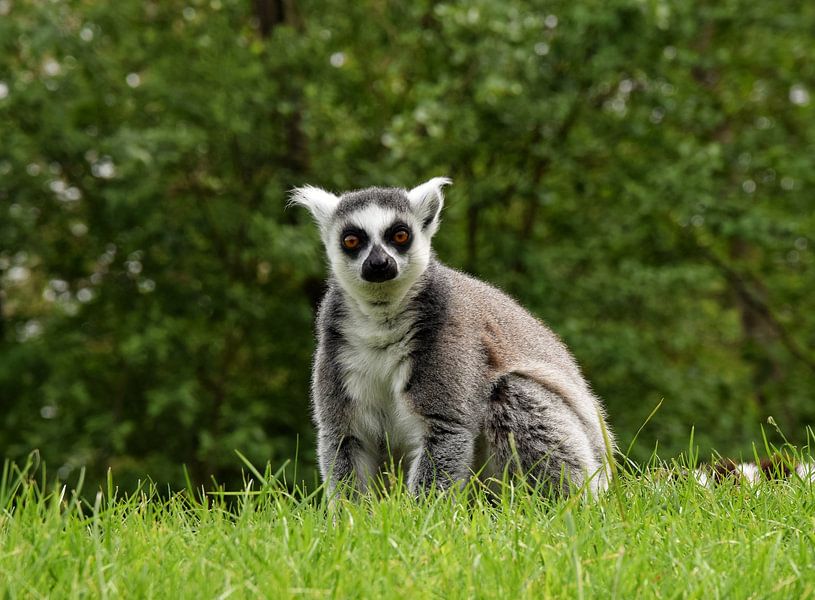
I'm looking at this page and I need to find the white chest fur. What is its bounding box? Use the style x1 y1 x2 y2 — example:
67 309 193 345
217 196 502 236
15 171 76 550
338 311 426 457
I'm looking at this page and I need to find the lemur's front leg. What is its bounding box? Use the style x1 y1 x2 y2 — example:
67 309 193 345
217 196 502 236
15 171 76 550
316 430 374 498
408 420 476 494
313 348 376 499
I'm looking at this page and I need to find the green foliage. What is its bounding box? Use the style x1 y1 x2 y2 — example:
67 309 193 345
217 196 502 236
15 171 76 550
1 0 814 489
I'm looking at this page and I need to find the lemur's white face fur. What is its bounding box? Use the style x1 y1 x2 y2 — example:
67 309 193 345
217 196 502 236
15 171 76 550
290 177 451 307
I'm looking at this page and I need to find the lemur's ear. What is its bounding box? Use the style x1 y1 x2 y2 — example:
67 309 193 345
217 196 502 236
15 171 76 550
288 186 340 232
407 176 451 236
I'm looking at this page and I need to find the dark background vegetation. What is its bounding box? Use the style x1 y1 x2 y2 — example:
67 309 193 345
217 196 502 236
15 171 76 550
1 0 813 491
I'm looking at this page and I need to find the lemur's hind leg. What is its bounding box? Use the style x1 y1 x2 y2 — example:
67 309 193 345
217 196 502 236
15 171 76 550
484 373 608 495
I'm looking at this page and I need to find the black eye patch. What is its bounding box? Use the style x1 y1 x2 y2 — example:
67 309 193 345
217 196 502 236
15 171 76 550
384 221 413 253
339 226 369 256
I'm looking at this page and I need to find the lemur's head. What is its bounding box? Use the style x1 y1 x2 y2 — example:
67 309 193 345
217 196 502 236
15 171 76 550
290 177 450 305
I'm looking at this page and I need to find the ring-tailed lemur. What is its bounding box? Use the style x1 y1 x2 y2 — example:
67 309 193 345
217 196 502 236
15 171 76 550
290 178 614 497
688 457 815 488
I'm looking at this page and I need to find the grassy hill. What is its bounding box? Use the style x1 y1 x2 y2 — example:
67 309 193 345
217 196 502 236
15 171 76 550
2 451 814 599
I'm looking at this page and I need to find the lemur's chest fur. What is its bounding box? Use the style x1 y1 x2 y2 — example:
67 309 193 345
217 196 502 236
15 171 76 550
338 308 426 455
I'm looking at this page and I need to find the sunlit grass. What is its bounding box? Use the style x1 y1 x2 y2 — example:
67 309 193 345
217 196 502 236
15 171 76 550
1 445 814 599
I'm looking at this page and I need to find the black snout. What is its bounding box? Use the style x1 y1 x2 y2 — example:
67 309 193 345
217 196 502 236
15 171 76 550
361 245 398 282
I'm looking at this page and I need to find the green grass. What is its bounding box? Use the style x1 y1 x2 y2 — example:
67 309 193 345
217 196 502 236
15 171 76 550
1 453 814 599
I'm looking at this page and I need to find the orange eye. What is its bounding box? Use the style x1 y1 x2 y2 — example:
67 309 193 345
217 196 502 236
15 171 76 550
392 229 410 245
342 234 360 250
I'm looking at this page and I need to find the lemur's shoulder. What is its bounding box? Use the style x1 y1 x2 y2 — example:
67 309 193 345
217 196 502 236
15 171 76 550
314 280 348 340
433 261 556 328
427 260 580 368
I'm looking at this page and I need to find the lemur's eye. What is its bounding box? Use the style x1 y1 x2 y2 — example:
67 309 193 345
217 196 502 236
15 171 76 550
342 234 360 250
392 229 410 245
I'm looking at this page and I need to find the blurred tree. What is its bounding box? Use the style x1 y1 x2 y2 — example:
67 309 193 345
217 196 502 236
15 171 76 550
1 0 813 490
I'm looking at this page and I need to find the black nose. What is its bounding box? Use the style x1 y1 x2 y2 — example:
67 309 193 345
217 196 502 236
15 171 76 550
369 251 388 268
361 245 397 282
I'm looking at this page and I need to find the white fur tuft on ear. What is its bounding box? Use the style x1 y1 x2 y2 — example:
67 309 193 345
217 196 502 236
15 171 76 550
407 176 451 235
288 185 340 231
